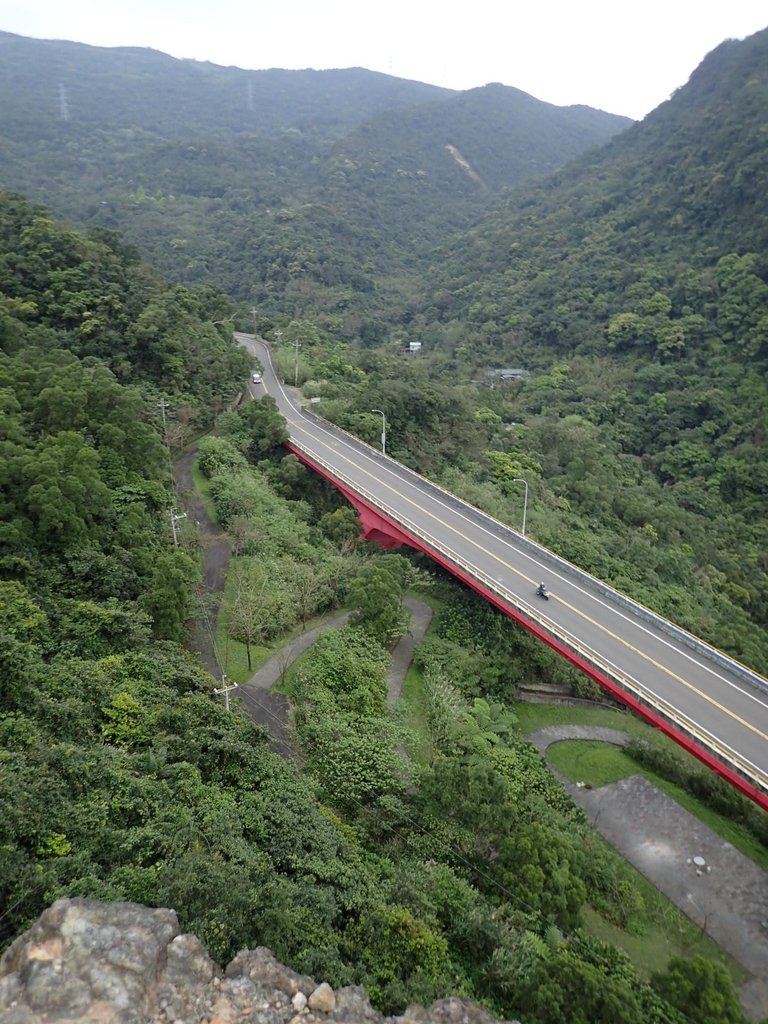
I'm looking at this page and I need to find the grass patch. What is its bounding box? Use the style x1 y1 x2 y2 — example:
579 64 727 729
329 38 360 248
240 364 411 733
395 590 444 766
407 588 445 616
216 636 268 685
580 900 747 983
548 739 641 787
514 701 650 738
190 459 218 524
399 663 435 766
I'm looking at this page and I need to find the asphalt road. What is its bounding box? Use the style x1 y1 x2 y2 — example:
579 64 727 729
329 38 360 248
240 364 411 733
236 334 768 802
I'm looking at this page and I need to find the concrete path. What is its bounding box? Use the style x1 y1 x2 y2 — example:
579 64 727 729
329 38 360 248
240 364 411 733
236 612 350 756
241 611 352 692
174 446 231 680
529 726 768 1020
237 597 432 754
174 441 433 752
387 597 433 704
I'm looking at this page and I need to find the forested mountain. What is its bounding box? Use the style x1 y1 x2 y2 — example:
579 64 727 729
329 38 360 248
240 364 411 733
365 27 768 663
0 31 452 136
212 26 768 672
422 26 768 337
6 190 753 1024
0 31 630 319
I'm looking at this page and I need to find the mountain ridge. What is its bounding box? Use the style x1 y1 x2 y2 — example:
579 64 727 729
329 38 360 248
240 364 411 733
0 30 631 313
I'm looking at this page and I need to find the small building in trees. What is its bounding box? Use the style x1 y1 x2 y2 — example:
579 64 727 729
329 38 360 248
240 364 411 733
474 367 530 387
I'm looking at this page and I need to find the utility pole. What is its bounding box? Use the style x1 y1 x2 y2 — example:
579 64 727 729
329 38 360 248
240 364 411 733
157 398 171 437
169 508 187 547
512 477 529 536
214 674 238 711
250 307 258 336
371 409 387 455
294 338 301 387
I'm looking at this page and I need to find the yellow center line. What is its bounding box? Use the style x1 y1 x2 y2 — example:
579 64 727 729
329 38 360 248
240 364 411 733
289 420 768 749
552 590 767 743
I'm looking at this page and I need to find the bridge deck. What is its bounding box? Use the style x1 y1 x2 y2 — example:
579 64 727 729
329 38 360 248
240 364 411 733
238 335 768 808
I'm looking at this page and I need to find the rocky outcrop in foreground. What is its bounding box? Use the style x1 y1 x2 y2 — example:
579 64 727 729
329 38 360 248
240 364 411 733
0 899 515 1024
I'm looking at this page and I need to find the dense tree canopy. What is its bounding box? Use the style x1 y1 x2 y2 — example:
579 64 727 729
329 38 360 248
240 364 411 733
2 23 767 1022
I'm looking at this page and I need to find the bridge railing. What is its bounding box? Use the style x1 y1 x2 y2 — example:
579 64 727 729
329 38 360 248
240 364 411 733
289 434 767 795
296 405 768 698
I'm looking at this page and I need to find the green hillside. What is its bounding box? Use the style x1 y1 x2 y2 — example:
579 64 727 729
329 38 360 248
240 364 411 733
0 30 452 136
371 28 768 664
0 32 630 318
2 192 761 1024
1 21 767 1019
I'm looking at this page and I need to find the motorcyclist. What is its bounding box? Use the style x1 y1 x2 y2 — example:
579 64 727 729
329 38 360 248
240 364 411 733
537 581 547 595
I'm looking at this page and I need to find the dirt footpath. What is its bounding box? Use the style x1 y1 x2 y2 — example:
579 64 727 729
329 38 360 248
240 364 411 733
387 597 433 704
237 598 433 753
236 612 350 756
174 446 232 679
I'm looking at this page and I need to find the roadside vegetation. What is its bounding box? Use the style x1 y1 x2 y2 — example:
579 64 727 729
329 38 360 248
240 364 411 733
4 29 768 1017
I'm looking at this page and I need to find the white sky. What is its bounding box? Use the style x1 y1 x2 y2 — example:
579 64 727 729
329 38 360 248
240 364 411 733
2 1 767 120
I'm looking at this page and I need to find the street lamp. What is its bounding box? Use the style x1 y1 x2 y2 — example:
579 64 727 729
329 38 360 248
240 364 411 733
512 477 528 536
371 409 386 456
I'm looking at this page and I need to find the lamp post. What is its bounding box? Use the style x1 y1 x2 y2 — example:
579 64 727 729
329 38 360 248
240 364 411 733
371 409 386 455
512 477 528 536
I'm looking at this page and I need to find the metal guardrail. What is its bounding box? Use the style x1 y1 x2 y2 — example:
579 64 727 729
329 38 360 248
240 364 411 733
290 434 768 794
297 405 768 698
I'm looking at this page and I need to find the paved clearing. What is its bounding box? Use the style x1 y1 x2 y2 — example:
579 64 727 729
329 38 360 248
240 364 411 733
529 726 768 1020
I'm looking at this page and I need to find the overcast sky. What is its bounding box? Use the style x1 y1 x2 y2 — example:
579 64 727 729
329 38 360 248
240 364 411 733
3 1 766 120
